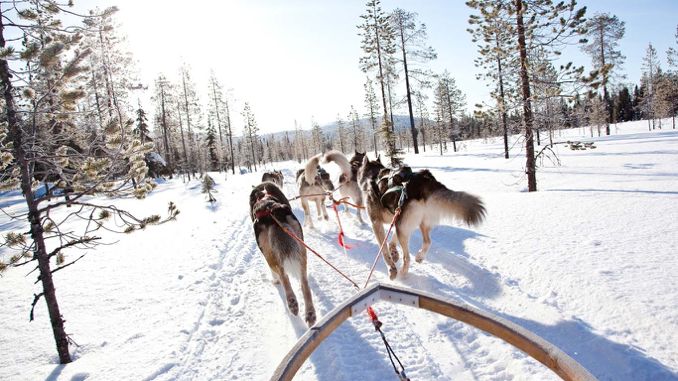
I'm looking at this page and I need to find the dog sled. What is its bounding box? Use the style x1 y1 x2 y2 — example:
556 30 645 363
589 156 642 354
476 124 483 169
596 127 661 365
271 282 597 381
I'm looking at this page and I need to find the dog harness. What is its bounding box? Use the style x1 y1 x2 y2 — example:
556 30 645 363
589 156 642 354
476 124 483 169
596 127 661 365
378 166 413 214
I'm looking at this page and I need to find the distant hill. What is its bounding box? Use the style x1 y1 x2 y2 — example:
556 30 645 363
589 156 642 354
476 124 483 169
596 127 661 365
261 114 426 140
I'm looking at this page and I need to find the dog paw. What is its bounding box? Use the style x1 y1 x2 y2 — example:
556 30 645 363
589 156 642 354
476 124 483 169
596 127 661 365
399 265 409 278
388 267 398 280
415 253 425 263
305 310 317 326
389 243 400 263
287 297 299 316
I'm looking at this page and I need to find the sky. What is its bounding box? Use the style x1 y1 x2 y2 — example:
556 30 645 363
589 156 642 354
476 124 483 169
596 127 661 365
71 0 678 134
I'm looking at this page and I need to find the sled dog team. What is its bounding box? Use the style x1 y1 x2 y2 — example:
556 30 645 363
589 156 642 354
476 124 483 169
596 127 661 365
249 151 486 327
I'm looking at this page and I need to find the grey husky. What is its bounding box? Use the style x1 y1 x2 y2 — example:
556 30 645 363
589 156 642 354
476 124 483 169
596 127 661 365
249 182 316 326
357 155 486 279
323 150 366 224
296 153 335 228
262 170 284 188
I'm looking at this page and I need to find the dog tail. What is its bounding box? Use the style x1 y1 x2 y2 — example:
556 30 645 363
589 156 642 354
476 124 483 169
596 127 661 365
323 150 351 181
304 153 322 185
429 189 486 227
271 220 306 279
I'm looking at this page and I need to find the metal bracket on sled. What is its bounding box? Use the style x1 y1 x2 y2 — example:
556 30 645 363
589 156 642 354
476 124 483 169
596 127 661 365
350 287 420 316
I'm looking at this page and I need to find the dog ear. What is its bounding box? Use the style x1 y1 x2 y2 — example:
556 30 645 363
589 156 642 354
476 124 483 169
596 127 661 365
376 154 382 164
362 155 369 167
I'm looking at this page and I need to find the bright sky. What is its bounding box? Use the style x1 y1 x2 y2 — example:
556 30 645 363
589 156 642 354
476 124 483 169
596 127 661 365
73 0 678 135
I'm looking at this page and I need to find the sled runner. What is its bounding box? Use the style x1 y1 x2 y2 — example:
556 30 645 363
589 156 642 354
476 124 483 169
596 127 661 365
271 282 597 381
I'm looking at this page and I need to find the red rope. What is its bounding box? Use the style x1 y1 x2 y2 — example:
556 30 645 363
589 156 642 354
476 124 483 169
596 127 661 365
334 196 365 209
332 202 352 250
270 214 359 290
362 208 401 289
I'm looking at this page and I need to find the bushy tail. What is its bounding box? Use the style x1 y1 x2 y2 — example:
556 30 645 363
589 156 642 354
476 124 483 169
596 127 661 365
304 154 322 185
430 189 486 227
271 220 305 279
323 150 351 180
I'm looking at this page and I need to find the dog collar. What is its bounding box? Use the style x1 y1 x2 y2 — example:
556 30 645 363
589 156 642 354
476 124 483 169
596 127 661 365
255 209 272 219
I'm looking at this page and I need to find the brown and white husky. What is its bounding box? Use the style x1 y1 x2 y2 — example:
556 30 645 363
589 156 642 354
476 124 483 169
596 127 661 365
357 155 486 279
323 150 366 224
296 153 334 228
249 182 316 326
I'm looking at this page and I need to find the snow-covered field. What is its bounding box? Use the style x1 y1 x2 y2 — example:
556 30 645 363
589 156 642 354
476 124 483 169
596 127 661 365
1 120 677 381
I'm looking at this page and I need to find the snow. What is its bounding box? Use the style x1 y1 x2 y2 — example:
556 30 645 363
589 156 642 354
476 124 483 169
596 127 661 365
1 120 677 381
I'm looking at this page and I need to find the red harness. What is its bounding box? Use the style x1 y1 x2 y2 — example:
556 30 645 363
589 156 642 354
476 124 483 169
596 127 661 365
254 190 273 220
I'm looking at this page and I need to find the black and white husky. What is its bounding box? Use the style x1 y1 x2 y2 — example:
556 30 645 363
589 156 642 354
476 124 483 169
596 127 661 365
296 153 335 228
358 155 486 280
323 150 366 224
249 182 316 326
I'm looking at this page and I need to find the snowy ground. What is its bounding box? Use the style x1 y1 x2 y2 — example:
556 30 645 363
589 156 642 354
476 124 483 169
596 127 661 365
1 120 677 381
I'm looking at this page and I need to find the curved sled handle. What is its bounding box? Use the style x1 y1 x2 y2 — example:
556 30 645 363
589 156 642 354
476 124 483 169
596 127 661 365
271 283 597 381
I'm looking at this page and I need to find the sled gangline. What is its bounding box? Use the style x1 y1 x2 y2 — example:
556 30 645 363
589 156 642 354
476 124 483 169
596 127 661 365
271 282 597 381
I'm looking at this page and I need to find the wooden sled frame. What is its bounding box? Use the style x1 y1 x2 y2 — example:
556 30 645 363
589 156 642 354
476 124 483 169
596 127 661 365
271 283 597 381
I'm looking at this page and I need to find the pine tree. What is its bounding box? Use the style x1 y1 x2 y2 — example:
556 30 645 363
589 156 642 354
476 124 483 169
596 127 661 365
581 13 626 135
414 89 430 152
311 119 325 153
335 114 347 152
530 48 564 145
390 8 437 155
175 98 190 179
0 2 162 364
434 71 466 153
82 7 138 133
207 71 229 171
152 75 175 175
467 0 515 159
511 0 587 192
664 26 678 129
348 105 364 152
202 174 216 202
242 102 259 171
363 77 380 154
616 86 634 122
134 101 152 143
358 0 401 165
134 101 163 177
641 43 660 130
179 63 201 177
224 92 236 174
206 119 219 171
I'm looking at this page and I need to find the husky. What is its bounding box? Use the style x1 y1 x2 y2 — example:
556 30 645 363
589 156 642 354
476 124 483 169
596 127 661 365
357 155 486 280
249 182 316 326
296 153 335 228
323 150 366 224
262 170 284 188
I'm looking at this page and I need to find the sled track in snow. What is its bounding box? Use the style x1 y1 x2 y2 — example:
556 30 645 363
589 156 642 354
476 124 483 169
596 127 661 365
167 215 264 380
